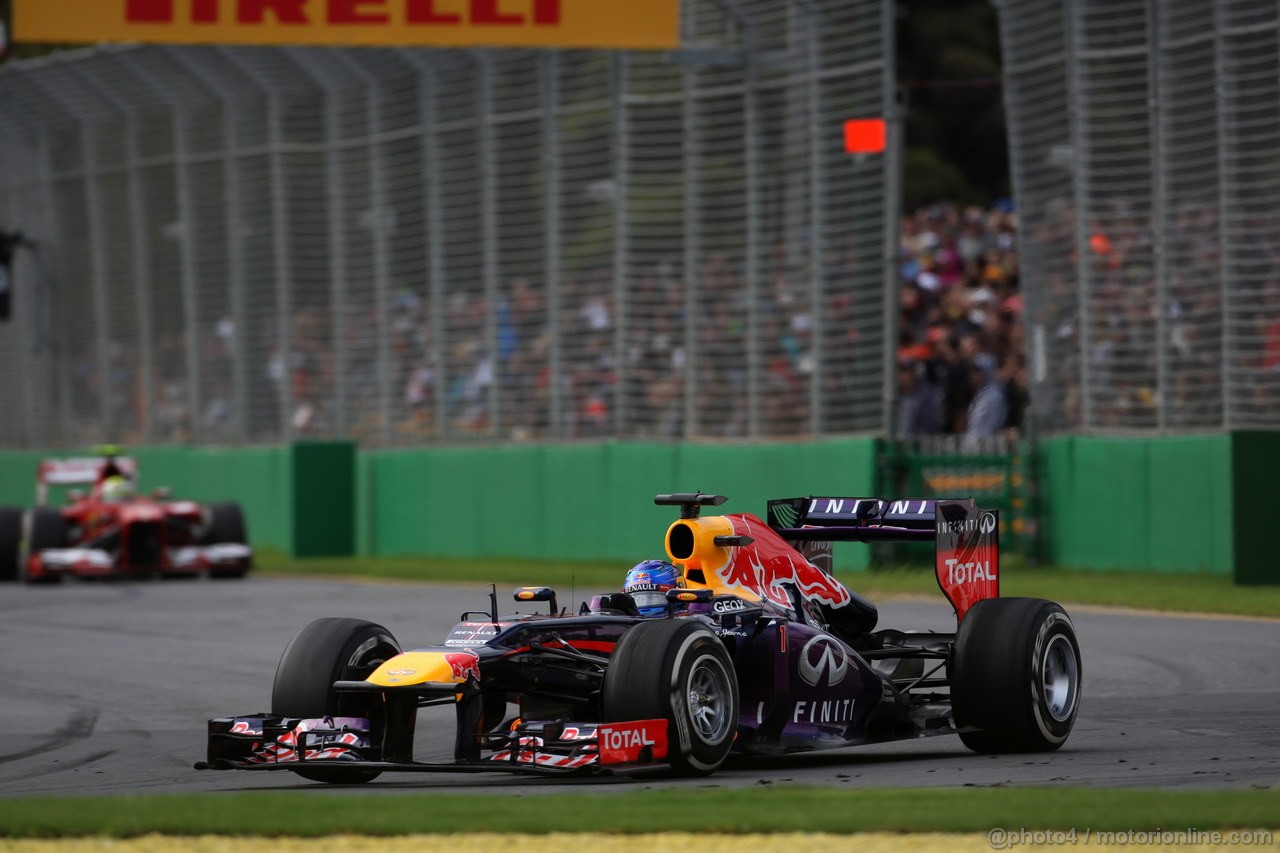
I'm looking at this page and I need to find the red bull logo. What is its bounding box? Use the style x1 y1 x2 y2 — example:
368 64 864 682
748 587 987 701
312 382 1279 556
445 652 481 682
712 514 852 610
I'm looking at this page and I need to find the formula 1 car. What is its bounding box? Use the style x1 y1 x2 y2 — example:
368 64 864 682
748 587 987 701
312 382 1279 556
197 492 1080 782
0 449 251 583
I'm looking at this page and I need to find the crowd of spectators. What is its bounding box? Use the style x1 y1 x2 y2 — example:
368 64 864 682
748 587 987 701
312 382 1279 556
895 201 1027 446
74 200 1029 447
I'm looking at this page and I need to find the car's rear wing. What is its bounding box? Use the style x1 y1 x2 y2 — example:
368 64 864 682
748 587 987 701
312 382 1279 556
37 457 138 504
766 496 1000 622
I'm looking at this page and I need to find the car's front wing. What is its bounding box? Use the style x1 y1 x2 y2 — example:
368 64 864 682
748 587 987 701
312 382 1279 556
33 543 250 577
196 713 670 777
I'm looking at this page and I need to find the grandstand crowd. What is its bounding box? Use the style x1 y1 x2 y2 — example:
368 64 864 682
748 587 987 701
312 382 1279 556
895 201 1027 444
81 201 1027 445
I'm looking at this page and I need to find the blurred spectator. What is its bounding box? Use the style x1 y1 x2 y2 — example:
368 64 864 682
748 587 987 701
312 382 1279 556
896 201 1026 441
964 353 1008 449
897 359 943 438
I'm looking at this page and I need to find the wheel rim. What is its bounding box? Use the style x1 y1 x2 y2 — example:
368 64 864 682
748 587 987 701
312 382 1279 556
685 654 733 744
1042 634 1079 722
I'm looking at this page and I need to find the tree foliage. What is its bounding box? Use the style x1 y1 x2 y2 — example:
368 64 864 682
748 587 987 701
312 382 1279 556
896 0 1010 207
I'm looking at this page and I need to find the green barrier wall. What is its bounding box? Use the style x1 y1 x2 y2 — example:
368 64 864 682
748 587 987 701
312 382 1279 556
7 434 1277 582
1229 432 1280 585
359 439 879 570
126 446 294 553
291 441 356 557
0 450 48 506
1040 434 1252 579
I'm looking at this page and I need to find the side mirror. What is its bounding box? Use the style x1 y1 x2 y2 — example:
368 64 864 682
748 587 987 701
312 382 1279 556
514 586 558 616
66 489 86 504
666 587 714 605
152 487 172 500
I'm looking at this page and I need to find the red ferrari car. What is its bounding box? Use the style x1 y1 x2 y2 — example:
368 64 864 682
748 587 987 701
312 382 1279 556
0 451 251 583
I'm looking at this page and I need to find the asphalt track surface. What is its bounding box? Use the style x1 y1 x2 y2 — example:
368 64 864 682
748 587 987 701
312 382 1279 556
1 576 1278 797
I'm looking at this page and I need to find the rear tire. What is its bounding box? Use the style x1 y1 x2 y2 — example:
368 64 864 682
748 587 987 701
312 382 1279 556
204 502 250 579
602 619 739 776
951 597 1082 753
21 508 68 585
271 617 401 783
0 507 22 582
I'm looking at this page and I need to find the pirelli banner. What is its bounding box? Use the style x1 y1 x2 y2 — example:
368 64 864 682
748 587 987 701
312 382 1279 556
12 0 681 50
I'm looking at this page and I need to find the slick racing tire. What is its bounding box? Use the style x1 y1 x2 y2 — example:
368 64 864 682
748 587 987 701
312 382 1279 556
950 597 1081 753
602 619 739 777
20 508 68 585
271 617 401 784
0 507 21 582
204 502 249 579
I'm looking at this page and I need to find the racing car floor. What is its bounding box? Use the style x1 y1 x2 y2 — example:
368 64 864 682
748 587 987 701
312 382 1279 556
0 578 1278 796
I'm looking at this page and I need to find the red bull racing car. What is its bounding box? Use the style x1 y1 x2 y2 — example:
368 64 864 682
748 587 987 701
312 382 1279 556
0 450 251 583
197 492 1080 781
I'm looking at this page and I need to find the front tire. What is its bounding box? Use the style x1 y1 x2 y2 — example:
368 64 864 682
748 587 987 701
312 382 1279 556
602 619 739 776
204 502 250 579
21 508 68 584
271 617 401 783
0 507 22 582
951 597 1082 753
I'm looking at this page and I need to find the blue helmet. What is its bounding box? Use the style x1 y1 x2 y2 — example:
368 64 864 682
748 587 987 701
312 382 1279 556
623 559 682 616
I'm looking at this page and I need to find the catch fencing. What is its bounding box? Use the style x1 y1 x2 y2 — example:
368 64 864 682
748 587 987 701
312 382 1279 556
0 0 896 448
998 0 1280 432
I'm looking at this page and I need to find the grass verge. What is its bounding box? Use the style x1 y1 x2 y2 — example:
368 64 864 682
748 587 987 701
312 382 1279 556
257 552 1280 618
1 787 1278 838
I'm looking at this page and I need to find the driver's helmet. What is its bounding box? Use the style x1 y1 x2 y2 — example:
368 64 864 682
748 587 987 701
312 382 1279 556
100 475 135 504
623 559 683 617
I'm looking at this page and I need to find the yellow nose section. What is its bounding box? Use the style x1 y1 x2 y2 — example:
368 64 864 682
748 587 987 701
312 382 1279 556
367 650 480 687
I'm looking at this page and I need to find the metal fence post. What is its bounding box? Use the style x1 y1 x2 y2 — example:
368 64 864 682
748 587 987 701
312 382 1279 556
285 49 350 439
268 99 293 441
543 51 566 438
168 48 249 443
681 50 699 441
1064 1 1094 431
401 51 448 441
1146 0 1168 432
57 79 114 439
881 0 902 438
113 54 204 443
712 0 762 438
1212 2 1232 430
263 92 294 440
792 0 826 436
611 52 629 438
34 127 74 444
219 50 295 441
743 38 762 439
2 138 34 445
22 68 110 441
475 52 500 438
332 51 393 446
